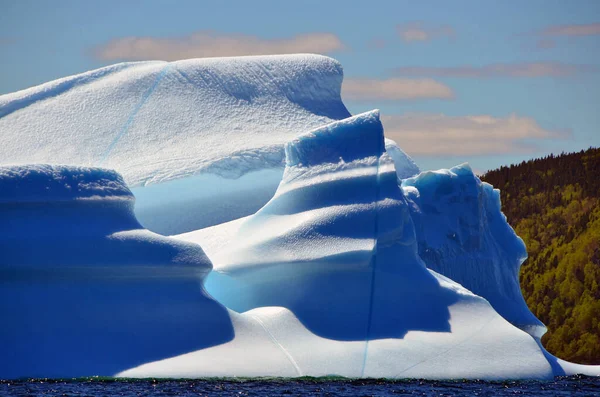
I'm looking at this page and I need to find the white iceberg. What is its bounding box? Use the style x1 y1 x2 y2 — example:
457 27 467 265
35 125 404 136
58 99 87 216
1 56 598 380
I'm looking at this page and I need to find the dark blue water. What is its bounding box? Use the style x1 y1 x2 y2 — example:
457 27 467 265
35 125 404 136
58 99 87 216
1 376 598 397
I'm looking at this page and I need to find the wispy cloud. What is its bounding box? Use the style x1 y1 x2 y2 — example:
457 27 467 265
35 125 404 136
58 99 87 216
382 113 570 156
394 62 598 78
529 22 600 50
343 78 454 101
540 22 600 37
397 22 455 43
94 31 345 61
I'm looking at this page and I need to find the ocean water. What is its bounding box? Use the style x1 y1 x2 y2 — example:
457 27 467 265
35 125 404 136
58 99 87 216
1 376 598 397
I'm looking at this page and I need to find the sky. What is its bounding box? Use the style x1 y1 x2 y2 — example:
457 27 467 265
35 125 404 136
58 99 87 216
1 0 599 173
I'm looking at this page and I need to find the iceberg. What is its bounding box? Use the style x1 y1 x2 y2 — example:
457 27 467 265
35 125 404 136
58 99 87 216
0 55 353 235
1 56 598 380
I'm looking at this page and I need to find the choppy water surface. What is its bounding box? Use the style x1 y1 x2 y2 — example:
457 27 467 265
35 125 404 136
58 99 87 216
1 376 598 396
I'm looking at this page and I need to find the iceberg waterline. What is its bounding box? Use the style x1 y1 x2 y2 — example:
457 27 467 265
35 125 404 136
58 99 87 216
1 55 598 379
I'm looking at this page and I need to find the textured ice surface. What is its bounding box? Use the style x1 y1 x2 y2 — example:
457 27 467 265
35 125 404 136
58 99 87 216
0 55 352 233
0 165 234 379
168 112 554 379
402 166 545 338
0 55 349 184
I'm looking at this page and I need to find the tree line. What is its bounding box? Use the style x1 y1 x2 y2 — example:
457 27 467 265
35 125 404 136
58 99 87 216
481 147 600 364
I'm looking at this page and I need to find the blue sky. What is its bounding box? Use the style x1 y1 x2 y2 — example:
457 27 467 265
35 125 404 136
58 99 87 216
1 0 599 173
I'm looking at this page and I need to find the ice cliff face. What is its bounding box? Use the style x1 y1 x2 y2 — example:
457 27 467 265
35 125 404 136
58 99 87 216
0 165 233 379
0 55 352 233
402 166 546 338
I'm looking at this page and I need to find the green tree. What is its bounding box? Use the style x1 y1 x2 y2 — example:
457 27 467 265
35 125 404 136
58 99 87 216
481 147 600 364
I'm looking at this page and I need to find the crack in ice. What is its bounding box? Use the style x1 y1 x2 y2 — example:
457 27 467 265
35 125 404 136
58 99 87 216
250 314 303 376
99 64 172 166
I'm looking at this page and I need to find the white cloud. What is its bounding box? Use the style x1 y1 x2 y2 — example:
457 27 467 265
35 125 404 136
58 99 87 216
397 22 455 43
343 78 454 101
394 62 598 78
541 23 600 37
94 31 345 61
382 113 570 156
532 23 600 50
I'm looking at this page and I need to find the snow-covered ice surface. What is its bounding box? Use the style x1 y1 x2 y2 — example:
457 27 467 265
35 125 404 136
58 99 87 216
0 55 352 234
0 165 235 379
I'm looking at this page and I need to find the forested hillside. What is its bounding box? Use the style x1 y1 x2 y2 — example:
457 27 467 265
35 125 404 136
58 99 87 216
481 147 600 364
